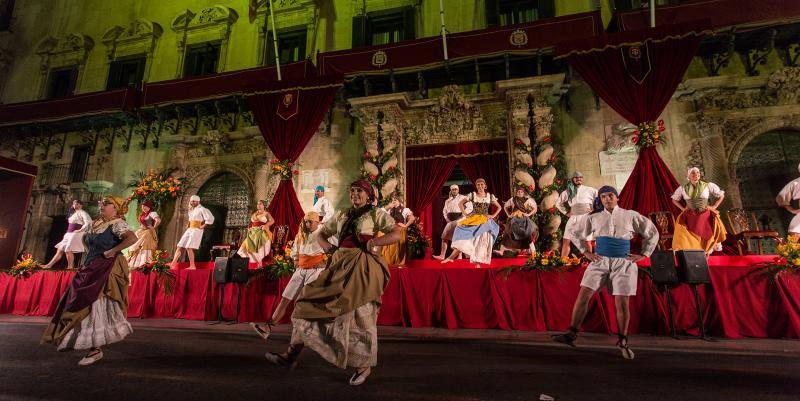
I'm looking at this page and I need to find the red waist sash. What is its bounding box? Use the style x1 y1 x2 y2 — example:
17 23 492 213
250 221 266 228
339 234 373 249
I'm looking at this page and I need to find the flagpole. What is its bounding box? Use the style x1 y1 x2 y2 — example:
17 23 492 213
269 0 282 81
438 0 448 60
650 0 655 27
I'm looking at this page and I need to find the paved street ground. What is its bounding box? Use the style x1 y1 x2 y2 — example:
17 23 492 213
1 316 798 401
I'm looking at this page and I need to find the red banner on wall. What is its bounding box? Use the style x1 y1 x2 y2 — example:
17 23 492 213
0 88 137 126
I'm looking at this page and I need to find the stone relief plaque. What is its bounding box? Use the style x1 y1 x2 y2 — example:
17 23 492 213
599 150 638 189
300 169 331 193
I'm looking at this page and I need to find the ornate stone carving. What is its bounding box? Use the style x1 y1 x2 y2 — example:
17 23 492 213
171 6 238 76
102 19 163 62
767 67 800 105
405 85 495 145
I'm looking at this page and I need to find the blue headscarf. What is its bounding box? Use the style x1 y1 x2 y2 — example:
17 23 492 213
313 185 325 205
592 185 618 213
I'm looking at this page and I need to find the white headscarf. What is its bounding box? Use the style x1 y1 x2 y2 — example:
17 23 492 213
686 167 701 180
190 195 200 202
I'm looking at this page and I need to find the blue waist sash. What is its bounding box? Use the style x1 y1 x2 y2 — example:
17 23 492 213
595 236 630 258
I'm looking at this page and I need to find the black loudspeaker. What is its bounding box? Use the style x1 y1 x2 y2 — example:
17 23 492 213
229 257 249 283
677 250 710 284
213 257 230 283
649 251 679 285
213 257 250 283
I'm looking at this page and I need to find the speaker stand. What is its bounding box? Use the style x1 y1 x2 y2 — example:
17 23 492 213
661 285 677 339
226 283 243 325
689 283 715 342
208 283 232 325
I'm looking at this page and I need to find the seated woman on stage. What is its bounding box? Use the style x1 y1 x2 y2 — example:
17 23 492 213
670 167 727 254
42 200 92 270
251 211 326 340
496 187 538 256
41 195 137 366
380 196 415 266
237 200 275 265
442 178 502 268
127 200 161 268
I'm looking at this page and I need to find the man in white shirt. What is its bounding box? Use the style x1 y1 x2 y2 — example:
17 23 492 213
556 171 598 257
170 195 215 270
312 185 335 224
552 186 658 360
434 185 467 260
776 162 800 238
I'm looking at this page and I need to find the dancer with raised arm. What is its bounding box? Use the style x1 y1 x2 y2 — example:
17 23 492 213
264 180 400 386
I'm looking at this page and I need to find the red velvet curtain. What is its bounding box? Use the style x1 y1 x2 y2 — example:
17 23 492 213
406 158 457 216
404 139 510 217
458 153 511 203
556 23 709 216
245 76 342 236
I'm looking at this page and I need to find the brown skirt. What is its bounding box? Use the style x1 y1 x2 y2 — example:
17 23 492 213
293 247 390 320
41 255 130 347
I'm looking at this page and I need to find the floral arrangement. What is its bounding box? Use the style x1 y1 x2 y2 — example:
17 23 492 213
135 249 176 295
631 120 666 148
406 221 431 259
8 253 40 278
127 169 184 207
249 240 297 285
758 236 800 276
501 249 582 277
270 159 300 180
524 249 582 271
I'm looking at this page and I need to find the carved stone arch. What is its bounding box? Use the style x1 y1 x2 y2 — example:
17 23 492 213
183 164 255 208
727 116 800 208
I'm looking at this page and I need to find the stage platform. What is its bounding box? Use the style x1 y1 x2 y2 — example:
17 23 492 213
2 255 798 339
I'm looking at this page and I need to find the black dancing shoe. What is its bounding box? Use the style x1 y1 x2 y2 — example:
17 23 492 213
551 332 577 347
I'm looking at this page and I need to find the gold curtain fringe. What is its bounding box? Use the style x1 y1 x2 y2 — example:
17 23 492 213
406 150 507 161
242 82 343 96
555 29 714 60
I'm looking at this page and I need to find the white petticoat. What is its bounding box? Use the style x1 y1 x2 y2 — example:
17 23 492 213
54 232 86 253
789 213 800 234
128 250 154 268
562 214 594 241
177 228 204 249
57 296 133 351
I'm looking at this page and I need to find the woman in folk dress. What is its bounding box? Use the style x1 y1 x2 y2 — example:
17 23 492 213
237 200 275 265
42 200 92 270
442 178 502 268
41 195 137 366
127 200 161 268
